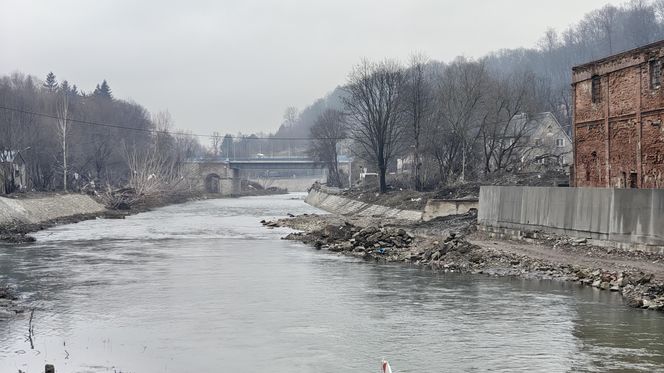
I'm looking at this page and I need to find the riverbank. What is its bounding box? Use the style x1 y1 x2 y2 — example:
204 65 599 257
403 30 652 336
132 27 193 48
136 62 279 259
0 188 288 244
265 211 664 312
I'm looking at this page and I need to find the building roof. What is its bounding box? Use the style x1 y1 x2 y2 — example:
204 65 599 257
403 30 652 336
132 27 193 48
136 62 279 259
573 39 664 71
508 112 572 142
0 150 26 163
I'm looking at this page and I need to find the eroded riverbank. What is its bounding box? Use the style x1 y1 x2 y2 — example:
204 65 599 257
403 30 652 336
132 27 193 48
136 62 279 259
266 212 664 312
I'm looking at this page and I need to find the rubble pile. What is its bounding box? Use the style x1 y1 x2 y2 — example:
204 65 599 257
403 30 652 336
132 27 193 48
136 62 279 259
279 223 416 260
264 215 664 313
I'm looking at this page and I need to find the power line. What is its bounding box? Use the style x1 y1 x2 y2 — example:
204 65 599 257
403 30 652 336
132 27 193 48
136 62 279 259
0 105 349 141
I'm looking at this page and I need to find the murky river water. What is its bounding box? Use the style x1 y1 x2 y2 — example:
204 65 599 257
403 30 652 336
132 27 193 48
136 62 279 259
1 194 664 372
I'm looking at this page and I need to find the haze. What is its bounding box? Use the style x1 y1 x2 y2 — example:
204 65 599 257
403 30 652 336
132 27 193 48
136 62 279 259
1 0 624 135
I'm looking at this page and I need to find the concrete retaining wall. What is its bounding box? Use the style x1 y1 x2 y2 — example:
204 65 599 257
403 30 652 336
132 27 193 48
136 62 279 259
305 189 423 221
422 199 478 222
250 177 325 192
479 186 664 250
0 194 106 225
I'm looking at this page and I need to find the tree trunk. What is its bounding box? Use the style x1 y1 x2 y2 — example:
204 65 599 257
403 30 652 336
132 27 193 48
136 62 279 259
379 166 387 193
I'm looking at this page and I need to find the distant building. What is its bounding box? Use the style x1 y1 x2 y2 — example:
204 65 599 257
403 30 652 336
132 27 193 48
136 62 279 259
0 150 28 194
572 39 664 188
509 112 572 170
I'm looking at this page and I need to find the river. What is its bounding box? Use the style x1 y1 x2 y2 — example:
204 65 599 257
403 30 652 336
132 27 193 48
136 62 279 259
1 194 664 372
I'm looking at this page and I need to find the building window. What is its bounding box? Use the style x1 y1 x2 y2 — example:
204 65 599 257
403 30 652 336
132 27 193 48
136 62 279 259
534 138 542 146
556 138 565 147
651 59 662 89
591 75 601 103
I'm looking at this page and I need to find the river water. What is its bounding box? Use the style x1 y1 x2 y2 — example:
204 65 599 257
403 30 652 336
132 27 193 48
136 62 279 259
1 194 664 372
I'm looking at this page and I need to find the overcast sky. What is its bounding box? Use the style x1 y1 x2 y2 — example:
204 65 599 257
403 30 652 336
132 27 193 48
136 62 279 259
1 0 624 135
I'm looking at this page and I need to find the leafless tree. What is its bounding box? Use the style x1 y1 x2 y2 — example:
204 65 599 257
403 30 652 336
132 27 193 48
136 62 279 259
434 58 486 182
309 109 346 187
479 70 541 173
343 59 406 193
211 131 222 156
403 53 434 191
56 92 70 191
282 106 299 129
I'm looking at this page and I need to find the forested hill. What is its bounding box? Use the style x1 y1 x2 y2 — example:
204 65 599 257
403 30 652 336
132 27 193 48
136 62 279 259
275 0 664 137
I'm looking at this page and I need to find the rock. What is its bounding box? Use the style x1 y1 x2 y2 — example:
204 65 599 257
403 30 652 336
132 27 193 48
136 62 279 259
636 273 654 285
592 280 601 288
600 281 610 290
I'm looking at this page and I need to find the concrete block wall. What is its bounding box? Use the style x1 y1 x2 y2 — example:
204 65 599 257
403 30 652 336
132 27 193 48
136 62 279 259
0 194 106 225
479 186 664 248
422 199 478 222
305 189 423 221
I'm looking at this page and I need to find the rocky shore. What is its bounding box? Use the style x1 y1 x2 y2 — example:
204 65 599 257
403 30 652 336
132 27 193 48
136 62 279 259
263 212 664 312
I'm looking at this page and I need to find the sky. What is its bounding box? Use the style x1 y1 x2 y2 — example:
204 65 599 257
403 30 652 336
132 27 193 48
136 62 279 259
1 0 626 135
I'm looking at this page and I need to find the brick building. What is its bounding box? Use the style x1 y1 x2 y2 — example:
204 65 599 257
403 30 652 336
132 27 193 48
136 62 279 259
572 40 664 188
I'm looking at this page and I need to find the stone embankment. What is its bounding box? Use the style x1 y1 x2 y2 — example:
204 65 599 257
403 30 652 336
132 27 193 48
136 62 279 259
262 211 664 313
0 194 107 243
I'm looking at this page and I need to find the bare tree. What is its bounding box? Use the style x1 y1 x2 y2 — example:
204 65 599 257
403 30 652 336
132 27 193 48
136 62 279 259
479 70 541 173
404 53 434 191
56 92 70 191
434 58 486 182
282 106 299 129
343 59 406 193
211 131 222 156
309 109 346 187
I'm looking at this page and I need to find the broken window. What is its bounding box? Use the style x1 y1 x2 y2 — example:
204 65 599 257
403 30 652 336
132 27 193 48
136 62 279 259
591 75 601 103
651 59 662 89
630 172 638 188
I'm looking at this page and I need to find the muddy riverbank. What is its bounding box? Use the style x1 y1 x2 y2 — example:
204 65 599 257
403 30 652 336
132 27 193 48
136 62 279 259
265 212 664 312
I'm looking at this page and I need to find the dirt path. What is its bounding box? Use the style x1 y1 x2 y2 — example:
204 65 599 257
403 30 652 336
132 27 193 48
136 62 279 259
468 232 664 281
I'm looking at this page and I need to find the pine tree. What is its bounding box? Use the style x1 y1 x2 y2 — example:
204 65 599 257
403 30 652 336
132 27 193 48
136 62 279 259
43 72 58 92
93 79 113 99
60 80 71 95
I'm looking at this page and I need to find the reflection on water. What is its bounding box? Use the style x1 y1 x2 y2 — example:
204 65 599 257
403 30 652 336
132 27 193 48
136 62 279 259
1 194 663 372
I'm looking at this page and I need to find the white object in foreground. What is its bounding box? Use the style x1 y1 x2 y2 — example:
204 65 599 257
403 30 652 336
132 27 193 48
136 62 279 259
381 359 393 373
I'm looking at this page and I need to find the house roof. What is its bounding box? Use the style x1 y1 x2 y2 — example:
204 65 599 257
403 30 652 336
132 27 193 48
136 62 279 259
0 150 26 163
507 112 572 142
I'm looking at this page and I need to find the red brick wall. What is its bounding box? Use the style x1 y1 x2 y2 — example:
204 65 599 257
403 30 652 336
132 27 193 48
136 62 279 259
573 43 664 188
608 69 638 117
574 122 607 187
574 79 605 123
608 120 637 187
641 113 664 188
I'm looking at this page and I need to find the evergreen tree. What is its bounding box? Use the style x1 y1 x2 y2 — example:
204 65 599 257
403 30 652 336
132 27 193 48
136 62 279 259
93 79 113 99
43 72 58 92
60 80 71 95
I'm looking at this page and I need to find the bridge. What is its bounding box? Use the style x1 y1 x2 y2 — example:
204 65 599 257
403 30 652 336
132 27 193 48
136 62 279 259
185 156 330 194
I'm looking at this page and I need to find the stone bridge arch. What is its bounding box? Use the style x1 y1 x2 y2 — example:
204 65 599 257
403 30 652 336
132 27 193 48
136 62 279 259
205 173 221 193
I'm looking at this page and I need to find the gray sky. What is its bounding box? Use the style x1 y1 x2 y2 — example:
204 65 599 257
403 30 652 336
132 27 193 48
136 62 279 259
1 0 624 135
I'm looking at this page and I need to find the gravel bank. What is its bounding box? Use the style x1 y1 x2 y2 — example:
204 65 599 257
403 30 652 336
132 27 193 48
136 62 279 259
264 212 664 312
